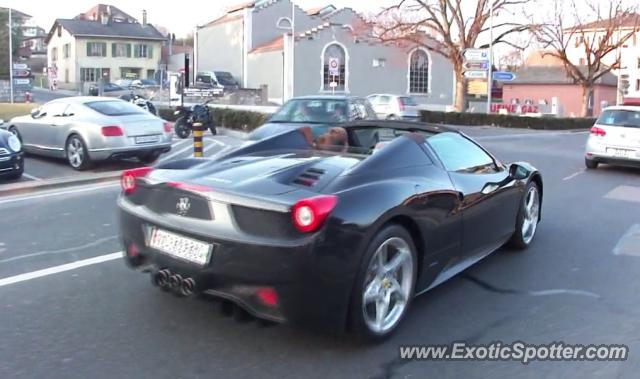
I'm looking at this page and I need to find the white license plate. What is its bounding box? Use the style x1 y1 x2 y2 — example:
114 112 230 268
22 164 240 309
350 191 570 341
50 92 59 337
607 148 633 158
135 135 160 144
148 228 212 265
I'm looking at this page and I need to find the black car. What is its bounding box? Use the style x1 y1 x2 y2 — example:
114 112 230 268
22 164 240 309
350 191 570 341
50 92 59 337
248 95 377 141
118 121 543 340
0 128 24 179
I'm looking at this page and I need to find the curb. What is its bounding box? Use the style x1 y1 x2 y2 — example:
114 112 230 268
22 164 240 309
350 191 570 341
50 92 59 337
0 171 121 198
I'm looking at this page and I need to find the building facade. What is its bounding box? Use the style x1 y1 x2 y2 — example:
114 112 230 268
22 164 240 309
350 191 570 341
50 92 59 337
195 0 455 108
45 5 165 90
563 15 640 100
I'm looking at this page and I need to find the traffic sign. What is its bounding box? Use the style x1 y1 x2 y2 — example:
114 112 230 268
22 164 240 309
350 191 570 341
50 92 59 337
328 57 340 76
464 70 488 79
463 49 489 62
13 63 28 70
492 71 517 82
463 61 489 71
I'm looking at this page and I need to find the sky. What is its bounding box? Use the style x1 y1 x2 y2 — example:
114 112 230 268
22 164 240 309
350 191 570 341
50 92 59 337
7 0 397 37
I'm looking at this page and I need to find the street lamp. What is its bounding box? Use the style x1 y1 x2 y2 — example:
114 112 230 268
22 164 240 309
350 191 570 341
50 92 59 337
486 0 494 114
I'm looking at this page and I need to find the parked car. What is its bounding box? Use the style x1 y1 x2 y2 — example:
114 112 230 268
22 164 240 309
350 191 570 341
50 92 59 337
0 128 24 179
114 79 133 89
130 79 159 90
118 120 543 340
194 71 240 91
88 82 129 97
367 94 420 121
248 95 377 141
6 97 173 170
585 105 640 169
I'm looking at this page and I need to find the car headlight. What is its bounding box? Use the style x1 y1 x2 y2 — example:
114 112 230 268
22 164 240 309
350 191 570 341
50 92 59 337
8 134 21 152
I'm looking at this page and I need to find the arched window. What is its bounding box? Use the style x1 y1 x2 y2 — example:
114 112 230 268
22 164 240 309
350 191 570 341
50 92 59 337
409 49 430 94
322 43 346 92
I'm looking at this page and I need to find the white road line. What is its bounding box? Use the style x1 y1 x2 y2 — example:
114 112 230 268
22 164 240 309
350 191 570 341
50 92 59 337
159 142 197 163
22 173 42 181
563 169 585 181
0 183 119 205
0 252 122 288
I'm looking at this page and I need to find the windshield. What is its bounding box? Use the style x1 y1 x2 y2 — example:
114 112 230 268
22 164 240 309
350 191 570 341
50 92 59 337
214 72 238 86
270 99 349 124
597 109 640 128
85 100 147 116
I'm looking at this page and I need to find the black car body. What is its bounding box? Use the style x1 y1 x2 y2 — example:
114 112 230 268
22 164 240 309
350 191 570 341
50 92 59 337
118 121 543 339
0 129 24 179
248 96 377 141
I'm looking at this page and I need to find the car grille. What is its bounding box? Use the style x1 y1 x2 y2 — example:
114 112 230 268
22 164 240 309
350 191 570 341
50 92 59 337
231 205 298 238
0 148 9 156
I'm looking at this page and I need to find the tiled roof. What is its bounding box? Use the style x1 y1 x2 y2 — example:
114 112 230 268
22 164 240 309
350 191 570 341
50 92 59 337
569 13 640 30
250 36 283 53
46 19 165 43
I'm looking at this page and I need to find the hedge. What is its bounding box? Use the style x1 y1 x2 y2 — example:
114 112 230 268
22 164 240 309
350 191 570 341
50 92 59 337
420 110 597 130
158 107 269 131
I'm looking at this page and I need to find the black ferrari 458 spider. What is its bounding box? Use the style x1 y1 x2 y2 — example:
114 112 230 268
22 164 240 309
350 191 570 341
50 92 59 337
118 120 542 341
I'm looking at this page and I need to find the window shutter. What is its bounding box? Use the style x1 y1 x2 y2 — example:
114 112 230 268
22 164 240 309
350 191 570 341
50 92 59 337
134 45 140 58
102 42 107 57
112 43 116 57
148 45 153 59
86 43 91 56
126 44 132 57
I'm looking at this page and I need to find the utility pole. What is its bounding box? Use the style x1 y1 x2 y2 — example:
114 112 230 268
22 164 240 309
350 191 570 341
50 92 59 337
486 0 494 114
9 7 14 104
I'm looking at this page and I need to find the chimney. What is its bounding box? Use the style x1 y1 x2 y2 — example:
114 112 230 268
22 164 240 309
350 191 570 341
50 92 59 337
142 10 147 26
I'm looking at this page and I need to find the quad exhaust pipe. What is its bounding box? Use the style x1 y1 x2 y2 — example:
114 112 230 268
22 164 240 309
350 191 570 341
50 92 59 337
151 269 197 297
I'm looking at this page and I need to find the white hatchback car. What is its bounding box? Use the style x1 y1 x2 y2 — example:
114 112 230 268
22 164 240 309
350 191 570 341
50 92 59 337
366 94 420 121
585 106 640 169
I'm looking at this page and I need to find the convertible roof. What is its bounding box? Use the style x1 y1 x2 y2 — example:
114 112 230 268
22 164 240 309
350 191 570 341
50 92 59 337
340 120 459 135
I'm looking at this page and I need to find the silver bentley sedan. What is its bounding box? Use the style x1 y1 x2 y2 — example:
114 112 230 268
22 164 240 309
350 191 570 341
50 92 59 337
5 97 172 170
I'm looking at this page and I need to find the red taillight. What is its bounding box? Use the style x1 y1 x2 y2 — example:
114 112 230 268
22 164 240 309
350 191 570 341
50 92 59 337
291 195 337 233
163 122 172 133
255 287 278 307
398 98 405 111
590 126 606 137
120 166 153 195
102 125 124 137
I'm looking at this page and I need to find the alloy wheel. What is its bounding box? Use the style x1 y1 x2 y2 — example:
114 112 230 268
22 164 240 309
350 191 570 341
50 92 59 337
67 138 84 168
521 186 540 245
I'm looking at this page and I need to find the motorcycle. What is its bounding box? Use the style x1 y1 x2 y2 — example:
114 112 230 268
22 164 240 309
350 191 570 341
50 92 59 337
173 99 217 139
120 93 157 115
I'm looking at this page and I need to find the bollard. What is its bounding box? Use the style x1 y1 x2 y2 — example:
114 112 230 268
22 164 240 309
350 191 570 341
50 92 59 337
193 122 204 157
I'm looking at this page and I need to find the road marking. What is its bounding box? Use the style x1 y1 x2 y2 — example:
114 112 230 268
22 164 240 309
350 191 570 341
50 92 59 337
605 185 640 204
563 169 585 181
208 145 233 158
0 183 119 206
0 252 122 288
614 224 640 257
22 173 42 181
0 235 118 264
160 138 226 163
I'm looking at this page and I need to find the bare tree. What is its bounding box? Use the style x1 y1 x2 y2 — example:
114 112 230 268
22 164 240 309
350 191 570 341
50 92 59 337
367 0 531 111
534 0 639 117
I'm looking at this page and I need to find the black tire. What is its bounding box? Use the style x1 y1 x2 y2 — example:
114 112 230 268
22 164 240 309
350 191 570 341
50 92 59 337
65 135 92 170
507 181 541 250
349 224 417 342
138 150 161 164
8 126 21 142
174 118 191 139
585 157 598 169
387 115 400 120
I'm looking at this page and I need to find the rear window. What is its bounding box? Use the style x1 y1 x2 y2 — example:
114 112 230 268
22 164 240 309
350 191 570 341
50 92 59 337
399 97 417 106
597 109 640 128
85 100 147 116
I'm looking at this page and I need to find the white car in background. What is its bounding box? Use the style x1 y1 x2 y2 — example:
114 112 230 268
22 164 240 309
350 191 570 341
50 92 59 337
366 94 420 121
585 105 640 169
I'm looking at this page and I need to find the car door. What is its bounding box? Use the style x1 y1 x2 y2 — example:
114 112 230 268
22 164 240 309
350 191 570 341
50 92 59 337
41 103 76 151
21 102 69 150
427 132 521 258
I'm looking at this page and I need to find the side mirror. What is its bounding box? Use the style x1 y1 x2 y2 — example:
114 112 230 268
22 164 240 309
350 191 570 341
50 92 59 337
30 108 41 118
509 163 529 180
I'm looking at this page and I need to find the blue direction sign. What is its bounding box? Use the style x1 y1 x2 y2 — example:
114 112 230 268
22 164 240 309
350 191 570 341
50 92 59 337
492 71 516 81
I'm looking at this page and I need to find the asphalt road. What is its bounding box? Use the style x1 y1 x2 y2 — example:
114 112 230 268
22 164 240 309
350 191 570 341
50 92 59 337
0 134 240 185
1 128 639 379
30 87 74 104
